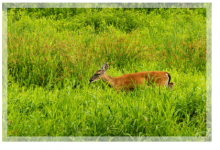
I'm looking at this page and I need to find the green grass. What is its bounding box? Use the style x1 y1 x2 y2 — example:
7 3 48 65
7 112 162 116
7 66 206 136
5 8 208 138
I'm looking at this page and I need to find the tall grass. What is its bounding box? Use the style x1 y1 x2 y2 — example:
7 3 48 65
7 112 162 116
7 68 206 136
7 8 207 88
6 8 208 137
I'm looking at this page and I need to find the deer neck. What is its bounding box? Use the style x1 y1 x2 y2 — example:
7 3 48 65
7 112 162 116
101 73 114 87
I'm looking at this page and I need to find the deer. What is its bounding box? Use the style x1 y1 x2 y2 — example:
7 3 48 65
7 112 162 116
88 63 174 93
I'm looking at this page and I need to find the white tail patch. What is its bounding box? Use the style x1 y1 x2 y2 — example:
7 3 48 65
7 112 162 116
165 73 169 87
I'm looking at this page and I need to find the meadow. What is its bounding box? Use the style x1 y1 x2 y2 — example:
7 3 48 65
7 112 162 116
5 7 210 140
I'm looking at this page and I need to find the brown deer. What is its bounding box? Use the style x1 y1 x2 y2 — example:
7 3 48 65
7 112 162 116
88 63 174 92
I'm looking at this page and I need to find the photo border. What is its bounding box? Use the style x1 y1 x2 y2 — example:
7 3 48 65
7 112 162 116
2 3 212 142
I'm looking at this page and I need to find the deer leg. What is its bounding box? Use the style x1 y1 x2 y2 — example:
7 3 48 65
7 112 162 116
168 82 175 90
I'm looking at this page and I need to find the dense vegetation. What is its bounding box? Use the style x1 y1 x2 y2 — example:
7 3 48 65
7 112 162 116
5 7 210 140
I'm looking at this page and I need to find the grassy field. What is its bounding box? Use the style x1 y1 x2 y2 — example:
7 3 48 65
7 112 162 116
5 7 210 139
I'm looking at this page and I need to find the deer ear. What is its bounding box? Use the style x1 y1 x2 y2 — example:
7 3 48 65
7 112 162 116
101 63 109 72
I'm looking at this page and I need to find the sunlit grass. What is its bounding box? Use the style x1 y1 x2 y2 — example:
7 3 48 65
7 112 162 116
7 63 206 136
6 8 207 137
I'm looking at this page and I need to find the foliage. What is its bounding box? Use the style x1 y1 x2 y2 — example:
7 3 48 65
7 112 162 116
6 8 208 137
7 8 207 87
7 68 206 136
